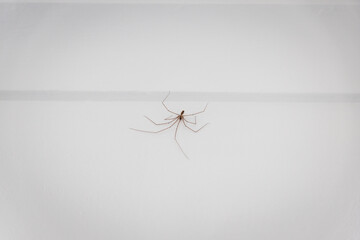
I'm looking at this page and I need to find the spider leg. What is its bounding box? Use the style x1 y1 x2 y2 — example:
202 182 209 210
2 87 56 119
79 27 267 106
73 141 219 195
130 119 178 133
174 120 189 159
164 115 178 120
184 116 196 125
183 120 209 133
144 115 177 125
183 103 208 117
162 91 178 115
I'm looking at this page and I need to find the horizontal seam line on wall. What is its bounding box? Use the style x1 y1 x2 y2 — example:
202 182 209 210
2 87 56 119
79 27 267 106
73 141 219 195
1 91 360 102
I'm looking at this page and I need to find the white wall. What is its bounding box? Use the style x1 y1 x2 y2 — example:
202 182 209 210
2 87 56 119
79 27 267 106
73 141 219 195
0 3 360 240
1 4 360 92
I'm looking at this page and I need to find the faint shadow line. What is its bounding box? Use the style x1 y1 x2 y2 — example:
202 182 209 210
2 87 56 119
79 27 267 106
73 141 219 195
0 91 360 102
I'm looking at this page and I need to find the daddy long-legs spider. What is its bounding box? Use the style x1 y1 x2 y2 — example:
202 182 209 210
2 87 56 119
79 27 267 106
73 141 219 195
130 92 209 158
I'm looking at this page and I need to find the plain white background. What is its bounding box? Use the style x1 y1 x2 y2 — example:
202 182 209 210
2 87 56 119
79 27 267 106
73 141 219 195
1 3 360 92
1 2 360 240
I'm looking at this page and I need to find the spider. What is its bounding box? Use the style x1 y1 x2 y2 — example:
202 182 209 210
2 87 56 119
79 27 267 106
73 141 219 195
130 92 209 158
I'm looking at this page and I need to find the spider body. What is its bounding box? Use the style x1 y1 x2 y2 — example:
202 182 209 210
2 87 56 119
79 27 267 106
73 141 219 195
179 110 185 120
130 92 208 158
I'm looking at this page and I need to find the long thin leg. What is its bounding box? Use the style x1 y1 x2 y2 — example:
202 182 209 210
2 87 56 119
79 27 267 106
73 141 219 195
164 115 178 120
184 116 196 125
183 103 208 117
183 120 209 133
166 117 178 121
130 119 178 133
174 120 189 159
144 115 177 125
162 91 178 115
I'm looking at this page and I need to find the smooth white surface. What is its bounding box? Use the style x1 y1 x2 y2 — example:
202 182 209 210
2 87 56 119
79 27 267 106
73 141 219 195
1 4 360 92
1 101 360 240
1 0 360 4
1 2 360 240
